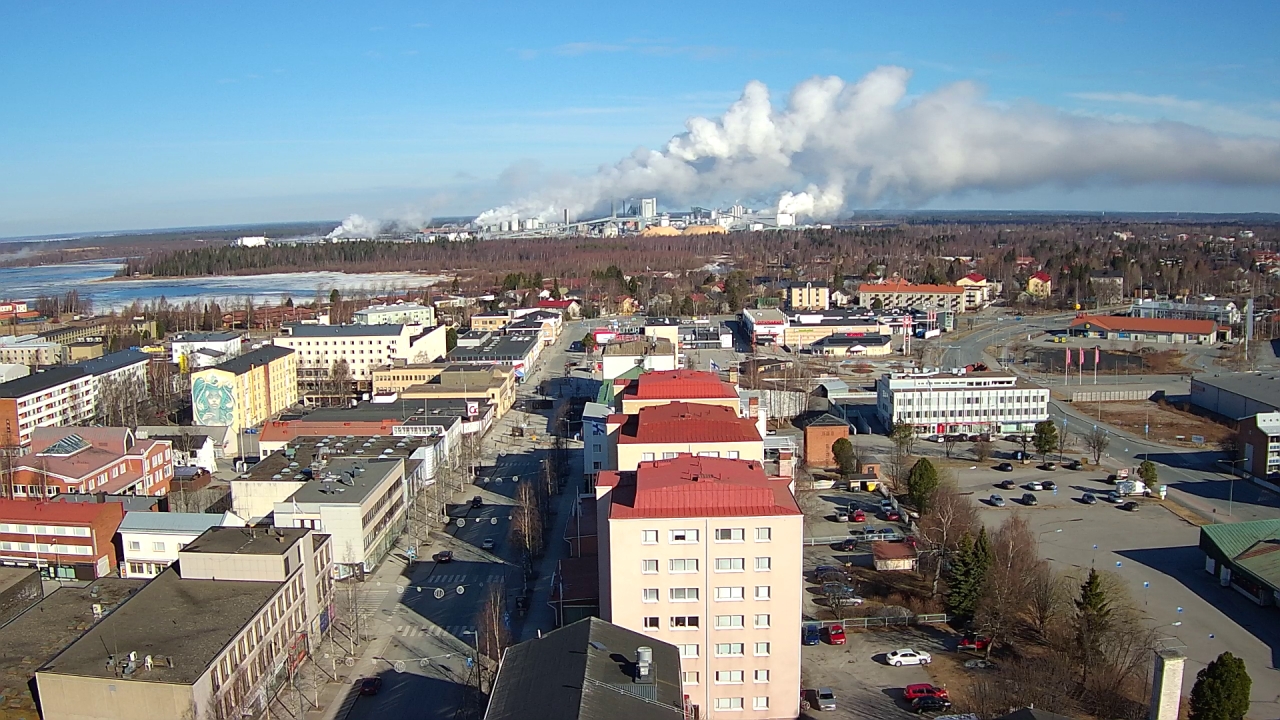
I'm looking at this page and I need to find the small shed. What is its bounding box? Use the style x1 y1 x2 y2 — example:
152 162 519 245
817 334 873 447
872 541 918 572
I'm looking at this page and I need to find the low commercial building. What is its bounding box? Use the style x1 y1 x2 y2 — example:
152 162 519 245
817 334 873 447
1200 520 1280 606
740 308 788 344
118 511 242 579
257 398 473 456
191 345 298 442
858 280 965 314
807 333 893 357
1235 412 1280 480
788 281 830 311
469 312 510 332
780 311 890 350
1131 297 1241 326
1191 372 1280 420
0 367 96 449
596 455 802 719
170 331 243 370
0 334 62 366
601 337 678 381
36 527 334 720
353 302 436 327
876 370 1050 435
485 617 685 720
446 333 541 379
273 322 448 387
607 402 763 472
6 427 173 499
0 500 125 580
677 322 734 350
376 363 517 417
1068 315 1226 346
617 369 742 415
0 566 42 627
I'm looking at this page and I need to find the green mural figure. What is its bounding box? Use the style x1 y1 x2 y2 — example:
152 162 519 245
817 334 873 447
192 375 236 426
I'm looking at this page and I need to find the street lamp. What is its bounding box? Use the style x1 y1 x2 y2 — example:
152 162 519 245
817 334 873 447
1217 457 1247 517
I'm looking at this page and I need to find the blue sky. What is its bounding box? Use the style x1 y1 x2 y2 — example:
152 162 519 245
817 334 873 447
2 0 1279 236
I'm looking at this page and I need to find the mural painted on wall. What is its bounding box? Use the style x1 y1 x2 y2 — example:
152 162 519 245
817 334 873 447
192 375 236 426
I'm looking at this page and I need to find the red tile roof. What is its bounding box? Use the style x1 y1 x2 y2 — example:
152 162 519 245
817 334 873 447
1069 315 1219 335
613 403 761 444
605 454 801 519
537 299 578 309
0 499 125 525
961 273 987 283
622 369 739 400
857 280 963 294
1030 271 1052 283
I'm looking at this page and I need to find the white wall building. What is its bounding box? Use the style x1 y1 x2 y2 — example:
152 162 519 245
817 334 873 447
274 323 449 383
353 303 437 327
170 332 243 368
876 370 1049 435
0 367 96 449
118 511 245 579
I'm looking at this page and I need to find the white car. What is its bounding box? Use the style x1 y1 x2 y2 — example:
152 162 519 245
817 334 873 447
886 648 932 666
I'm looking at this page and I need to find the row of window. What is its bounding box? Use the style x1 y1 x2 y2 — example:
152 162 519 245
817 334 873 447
0 523 92 537
643 557 771 573
674 642 771 657
642 527 770 544
639 450 741 462
643 586 770 602
682 669 770 684
126 540 186 553
642 614 771 630
0 541 94 555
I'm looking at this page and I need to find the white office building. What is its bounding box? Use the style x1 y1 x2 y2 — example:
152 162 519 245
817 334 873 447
353 302 437 327
273 322 449 384
118 511 246 579
876 370 1049 435
170 332 243 368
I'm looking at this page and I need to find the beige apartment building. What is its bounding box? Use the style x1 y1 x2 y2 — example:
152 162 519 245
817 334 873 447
373 363 517 417
616 369 742 414
788 281 830 311
857 280 965 313
37 527 334 720
606 402 763 472
596 455 803 719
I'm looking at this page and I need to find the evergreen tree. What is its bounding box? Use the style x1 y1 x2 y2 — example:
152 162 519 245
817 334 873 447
1033 420 1059 459
1138 459 1159 485
1189 652 1251 720
1075 568 1113 684
946 529 992 620
831 438 856 477
907 458 941 513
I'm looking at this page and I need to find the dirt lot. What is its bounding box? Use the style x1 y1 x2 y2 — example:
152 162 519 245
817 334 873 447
1071 400 1232 447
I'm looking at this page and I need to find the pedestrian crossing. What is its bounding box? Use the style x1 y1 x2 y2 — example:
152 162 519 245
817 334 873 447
428 573 507 587
392 623 477 640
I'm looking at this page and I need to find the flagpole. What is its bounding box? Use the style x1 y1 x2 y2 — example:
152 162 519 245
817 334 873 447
1093 346 1098 385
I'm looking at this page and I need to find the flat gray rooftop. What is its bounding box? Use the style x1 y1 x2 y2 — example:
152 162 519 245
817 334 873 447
181 526 309 556
39 569 280 685
1194 372 1280 409
244 433 436 483
289 457 402 505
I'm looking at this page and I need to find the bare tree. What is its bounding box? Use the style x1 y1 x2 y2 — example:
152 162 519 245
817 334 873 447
1026 561 1068 638
972 439 993 462
943 434 958 459
916 480 979 598
974 514 1038 657
883 447 911 494
1055 424 1073 461
475 582 509 691
509 480 544 573
1084 427 1110 465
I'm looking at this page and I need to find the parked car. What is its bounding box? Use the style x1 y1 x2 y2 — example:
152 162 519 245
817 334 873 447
813 565 846 582
996 462 1014 472
880 498 895 512
432 550 453 563
989 494 1006 507
886 648 932 666
997 478 1016 489
1119 501 1140 512
359 677 383 695
825 625 847 645
838 538 859 551
815 688 837 711
903 683 950 701
1064 459 1083 470
963 658 997 670
1040 461 1057 471
802 624 822 646
851 508 866 523
927 434 945 443
958 635 991 652
884 508 902 522
481 538 496 550
954 433 970 442
1021 493 1038 506
1025 481 1043 491
471 496 484 509
912 696 953 714
1041 480 1057 491
1105 490 1122 503
1081 492 1098 505
834 508 850 522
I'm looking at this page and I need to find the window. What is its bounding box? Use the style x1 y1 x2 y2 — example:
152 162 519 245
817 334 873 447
670 529 699 543
754 585 771 600
696 451 719 457
715 670 744 684
754 557 772 571
641 530 658 544
754 642 771 656
754 614 770 628
726 450 739 459
641 452 655 462
753 669 769 683
714 698 743 711
152 541 166 552
127 541 141 551
715 528 744 542
682 671 700 685
592 444 602 453
643 616 659 630
642 588 659 603
677 644 699 658
669 587 699 602
662 452 678 459
641 560 658 574
715 586 744 601
715 615 744 629
754 527 771 542
715 643 744 657
715 558 744 572
753 696 770 710
668 558 698 573
670 616 699 630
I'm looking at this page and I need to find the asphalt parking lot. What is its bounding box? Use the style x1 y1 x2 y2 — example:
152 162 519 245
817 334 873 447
800 628 944 718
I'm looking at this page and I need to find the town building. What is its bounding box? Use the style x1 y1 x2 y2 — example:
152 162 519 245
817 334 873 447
4 427 173 499
601 337 679 381
596 455 802 719
740 308 788 345
1068 316 1226 346
1234 412 1280 480
73 349 152 418
788 281 830 311
778 311 890 350
0 367 96 449
955 273 995 311
0 500 125 580
0 334 62 366
1088 271 1126 303
485 617 685 720
0 363 29 384
1130 297 1242 326
374 363 517 416
606 403 763 473
191 345 298 444
257 398 475 456
1191 373 1280 420
616 369 742 415
353 302 436 327
170 331 243 370
876 370 1050 435
1199 520 1280 606
137 429 218 472
118 511 243 579
1026 271 1053 299
643 317 682 347
806 333 893 357
447 333 541 379
273 322 448 387
36 527 334 720
0 566 41 627
506 309 564 347
801 414 848 467
535 298 582 318
857 280 965 314
470 312 510 332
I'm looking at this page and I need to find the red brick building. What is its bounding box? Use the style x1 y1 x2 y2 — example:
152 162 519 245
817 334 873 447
802 413 848 468
2 427 173 501
0 500 125 580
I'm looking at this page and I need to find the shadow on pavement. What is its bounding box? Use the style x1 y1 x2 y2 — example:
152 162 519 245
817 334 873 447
347 668 486 720
1168 476 1280 511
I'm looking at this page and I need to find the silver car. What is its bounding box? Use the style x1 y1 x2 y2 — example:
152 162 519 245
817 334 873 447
816 687 836 711
989 494 1006 507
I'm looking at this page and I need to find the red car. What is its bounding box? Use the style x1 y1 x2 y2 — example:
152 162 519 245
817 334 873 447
884 509 902 522
852 508 866 523
903 683 949 701
824 625 846 645
958 635 991 652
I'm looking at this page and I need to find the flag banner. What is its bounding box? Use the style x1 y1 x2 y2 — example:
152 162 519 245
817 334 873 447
1065 347 1071 367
